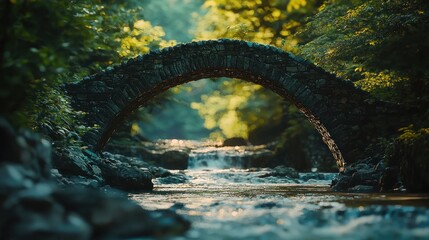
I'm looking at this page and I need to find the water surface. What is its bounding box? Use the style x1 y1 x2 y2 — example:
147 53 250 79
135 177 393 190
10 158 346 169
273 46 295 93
131 142 429 239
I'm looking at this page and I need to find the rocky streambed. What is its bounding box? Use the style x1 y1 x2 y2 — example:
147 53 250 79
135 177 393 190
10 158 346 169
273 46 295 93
2 118 429 239
0 119 189 240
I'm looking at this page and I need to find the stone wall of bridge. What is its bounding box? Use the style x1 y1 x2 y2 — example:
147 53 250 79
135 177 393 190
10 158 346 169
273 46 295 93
66 39 408 171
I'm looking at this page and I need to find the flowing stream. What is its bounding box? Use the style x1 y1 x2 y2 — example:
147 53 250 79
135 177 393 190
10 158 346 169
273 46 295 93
131 142 429 239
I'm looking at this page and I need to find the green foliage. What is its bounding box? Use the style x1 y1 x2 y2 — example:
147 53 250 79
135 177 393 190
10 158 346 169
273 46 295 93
191 79 284 140
398 125 429 143
189 0 324 140
195 0 323 51
298 0 429 102
0 0 174 142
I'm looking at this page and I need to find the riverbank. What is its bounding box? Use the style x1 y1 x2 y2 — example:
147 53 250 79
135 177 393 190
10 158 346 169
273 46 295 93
0 118 190 239
2 117 429 239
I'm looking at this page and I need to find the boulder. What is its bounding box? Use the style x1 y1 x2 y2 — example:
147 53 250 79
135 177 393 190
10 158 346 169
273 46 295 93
1 184 91 240
222 137 248 146
0 184 190 240
156 173 189 184
0 118 190 239
330 175 352 191
0 117 52 179
149 167 189 184
0 164 36 198
158 150 189 170
99 158 153 191
103 152 152 169
52 147 102 180
259 165 299 178
54 188 190 239
330 160 383 192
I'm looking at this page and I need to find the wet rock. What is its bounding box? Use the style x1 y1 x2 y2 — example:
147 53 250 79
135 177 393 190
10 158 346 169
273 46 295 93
156 173 189 184
158 150 189 170
0 117 22 164
223 137 248 146
331 157 384 192
170 202 186 210
259 165 299 178
149 166 172 178
0 117 52 179
122 144 192 170
331 175 352 191
300 172 333 181
0 164 35 197
54 188 190 239
149 167 189 184
350 169 378 186
255 202 279 209
99 158 153 191
103 152 152 169
52 147 102 182
1 184 91 240
348 185 375 193
1 184 190 240
0 118 190 239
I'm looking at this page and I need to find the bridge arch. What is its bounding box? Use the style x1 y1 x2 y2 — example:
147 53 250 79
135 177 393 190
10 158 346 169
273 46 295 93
67 39 383 172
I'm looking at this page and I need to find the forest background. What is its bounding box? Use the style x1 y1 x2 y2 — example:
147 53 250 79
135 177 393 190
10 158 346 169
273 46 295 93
1 0 427 171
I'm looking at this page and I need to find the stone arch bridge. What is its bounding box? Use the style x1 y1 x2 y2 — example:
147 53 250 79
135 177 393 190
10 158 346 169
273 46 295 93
66 39 405 172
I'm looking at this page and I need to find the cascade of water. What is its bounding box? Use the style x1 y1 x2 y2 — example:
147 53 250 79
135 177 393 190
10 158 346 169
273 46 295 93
188 146 246 169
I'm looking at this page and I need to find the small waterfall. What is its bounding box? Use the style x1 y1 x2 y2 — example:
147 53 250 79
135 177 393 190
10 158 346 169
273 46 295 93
188 146 247 169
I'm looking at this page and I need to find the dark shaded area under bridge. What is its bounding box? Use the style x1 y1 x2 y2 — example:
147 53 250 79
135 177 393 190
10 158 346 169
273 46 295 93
66 39 412 171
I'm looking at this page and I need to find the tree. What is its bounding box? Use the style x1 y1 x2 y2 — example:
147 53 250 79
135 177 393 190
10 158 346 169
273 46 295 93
297 0 429 103
0 0 174 141
191 0 324 140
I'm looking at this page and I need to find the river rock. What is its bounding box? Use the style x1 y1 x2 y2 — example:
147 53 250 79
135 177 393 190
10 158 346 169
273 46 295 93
0 118 190 239
223 137 248 146
148 167 189 184
299 172 332 181
0 117 52 179
149 166 177 178
348 185 375 193
156 172 189 184
54 187 190 239
103 152 152 169
255 202 280 209
0 164 35 197
52 147 102 181
330 174 352 191
1 183 92 240
331 159 383 192
99 158 153 191
157 150 189 170
259 165 299 178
